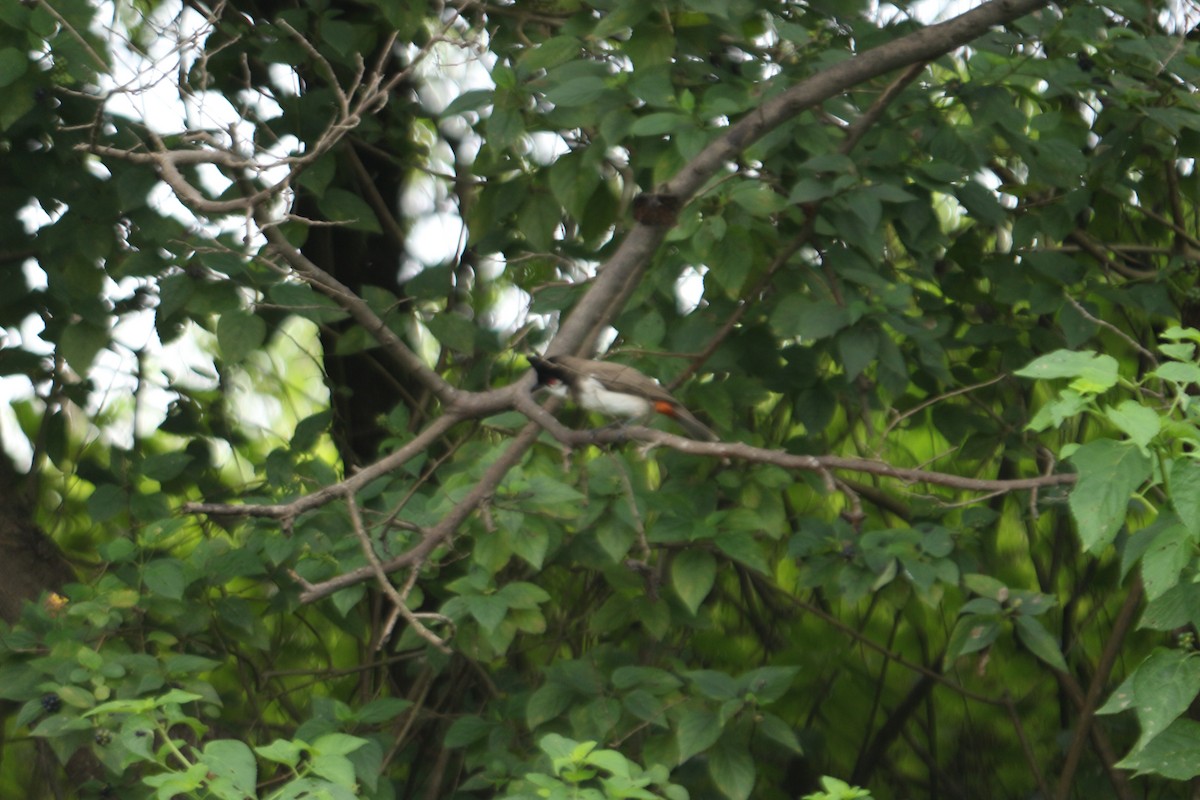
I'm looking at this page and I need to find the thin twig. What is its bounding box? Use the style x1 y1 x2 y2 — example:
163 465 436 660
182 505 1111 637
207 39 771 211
1066 296 1157 363
347 496 451 653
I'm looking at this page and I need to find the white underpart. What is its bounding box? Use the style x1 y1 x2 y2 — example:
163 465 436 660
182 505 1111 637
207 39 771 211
575 375 653 418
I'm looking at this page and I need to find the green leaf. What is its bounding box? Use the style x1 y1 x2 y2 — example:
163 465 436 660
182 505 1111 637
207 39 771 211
1014 615 1068 672
87 484 125 522
313 733 368 756
400 268 448 305
715 531 771 575
142 764 208 796
538 732 579 763
486 105 524 150
256 738 307 767
844 186 882 231
683 670 737 701
1097 670 1136 716
1068 440 1152 552
548 152 600 219
142 559 187 601
466 595 507 633
201 740 257 796
518 191 562 251
0 48 27 88
444 716 491 748
583 748 631 777
159 690 206 705
1152 361 1200 384
525 475 586 505
527 683 573 729
1116 718 1200 779
142 451 193 482
738 666 798 704
612 666 682 694
944 615 1000 664
291 411 331 452
708 733 755 800
317 188 382 232
675 706 722 762
1161 326 1200 342
544 75 610 107
770 297 853 340
497 581 551 609
270 280 345 321
1142 520 1192 602
592 1 653 38
757 713 803 753
60 321 108 375
1158 342 1194 361
1014 349 1119 393
310 752 356 787
509 521 549 569
0 75 34 130
426 313 476 353
788 176 842 204
631 112 691 136
1026 388 1090 432
728 182 787 215
1104 400 1160 449
956 179 1006 226
1130 650 1200 750
355 697 413 724
217 311 266 364
521 36 582 72
1170 459 1200 537
836 325 879 382
671 549 716 615
963 573 1008 600
442 88 493 117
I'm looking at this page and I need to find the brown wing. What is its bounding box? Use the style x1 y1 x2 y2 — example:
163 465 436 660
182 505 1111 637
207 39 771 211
551 356 679 405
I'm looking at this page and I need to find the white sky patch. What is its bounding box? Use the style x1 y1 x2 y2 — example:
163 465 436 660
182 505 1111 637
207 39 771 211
484 286 529 333
675 266 707 315
409 213 467 266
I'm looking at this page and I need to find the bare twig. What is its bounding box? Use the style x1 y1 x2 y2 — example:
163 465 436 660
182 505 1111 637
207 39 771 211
347 496 451 653
1054 577 1143 800
1066 296 1157 363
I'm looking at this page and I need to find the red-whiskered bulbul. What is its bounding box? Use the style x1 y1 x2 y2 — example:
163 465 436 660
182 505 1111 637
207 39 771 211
528 354 719 442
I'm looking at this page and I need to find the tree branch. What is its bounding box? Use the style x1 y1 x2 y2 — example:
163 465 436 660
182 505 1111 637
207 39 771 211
548 0 1055 358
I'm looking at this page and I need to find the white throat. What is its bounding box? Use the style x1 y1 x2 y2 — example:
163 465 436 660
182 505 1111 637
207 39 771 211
575 375 653 419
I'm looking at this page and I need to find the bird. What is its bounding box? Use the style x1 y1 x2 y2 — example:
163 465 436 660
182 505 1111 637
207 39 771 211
528 354 719 442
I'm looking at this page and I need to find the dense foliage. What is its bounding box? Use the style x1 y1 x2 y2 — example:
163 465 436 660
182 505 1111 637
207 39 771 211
3 0 1200 798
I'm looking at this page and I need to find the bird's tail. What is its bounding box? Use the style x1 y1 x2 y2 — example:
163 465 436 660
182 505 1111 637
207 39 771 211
662 404 719 442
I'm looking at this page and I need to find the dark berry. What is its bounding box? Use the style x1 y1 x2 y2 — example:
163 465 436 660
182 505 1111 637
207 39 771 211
40 693 62 713
94 728 113 746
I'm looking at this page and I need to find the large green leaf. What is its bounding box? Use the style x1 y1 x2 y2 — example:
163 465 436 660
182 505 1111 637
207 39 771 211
671 549 716 615
1068 440 1152 552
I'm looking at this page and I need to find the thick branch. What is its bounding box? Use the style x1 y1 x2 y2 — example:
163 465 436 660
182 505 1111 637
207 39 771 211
549 0 1054 358
530 422 1076 493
